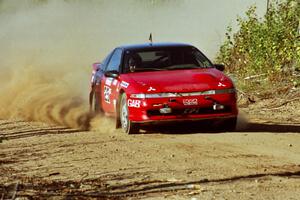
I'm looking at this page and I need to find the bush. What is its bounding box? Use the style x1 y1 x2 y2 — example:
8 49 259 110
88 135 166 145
216 0 300 93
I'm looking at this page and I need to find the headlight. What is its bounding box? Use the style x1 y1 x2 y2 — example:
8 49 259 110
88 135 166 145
130 94 146 98
130 88 235 99
146 93 177 98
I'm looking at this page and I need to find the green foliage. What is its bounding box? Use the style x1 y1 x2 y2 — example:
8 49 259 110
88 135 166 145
216 0 300 89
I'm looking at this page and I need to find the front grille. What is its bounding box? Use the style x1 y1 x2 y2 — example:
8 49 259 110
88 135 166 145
147 106 232 116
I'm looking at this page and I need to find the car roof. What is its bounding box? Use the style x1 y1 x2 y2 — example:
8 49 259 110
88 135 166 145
118 42 195 51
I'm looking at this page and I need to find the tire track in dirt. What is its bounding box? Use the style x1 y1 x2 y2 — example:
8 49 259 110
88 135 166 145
0 120 82 140
3 128 82 140
1 118 300 199
1 165 299 199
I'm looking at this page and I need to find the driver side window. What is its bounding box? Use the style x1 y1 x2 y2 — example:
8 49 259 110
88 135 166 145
106 48 122 72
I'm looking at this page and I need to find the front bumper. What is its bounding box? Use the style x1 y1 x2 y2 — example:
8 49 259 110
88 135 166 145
128 93 238 123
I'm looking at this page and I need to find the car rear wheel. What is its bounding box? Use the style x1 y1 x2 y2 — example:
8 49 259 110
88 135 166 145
120 93 139 134
94 92 102 113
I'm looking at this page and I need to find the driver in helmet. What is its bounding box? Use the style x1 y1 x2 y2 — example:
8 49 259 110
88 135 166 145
128 57 137 72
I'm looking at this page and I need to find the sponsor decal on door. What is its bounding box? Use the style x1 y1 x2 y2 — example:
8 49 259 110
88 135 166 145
104 86 112 103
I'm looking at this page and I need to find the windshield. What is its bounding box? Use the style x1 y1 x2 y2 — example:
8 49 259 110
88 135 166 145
123 47 213 73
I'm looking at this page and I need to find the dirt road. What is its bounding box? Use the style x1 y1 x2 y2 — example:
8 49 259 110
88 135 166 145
1 105 300 199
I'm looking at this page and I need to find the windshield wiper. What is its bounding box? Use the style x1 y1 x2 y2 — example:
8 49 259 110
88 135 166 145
136 67 165 71
165 65 200 70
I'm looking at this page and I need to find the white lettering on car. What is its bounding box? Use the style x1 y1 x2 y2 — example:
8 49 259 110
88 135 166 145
105 78 113 86
147 86 156 92
104 86 112 103
183 99 198 106
218 82 226 87
112 79 118 86
128 99 141 108
120 81 129 88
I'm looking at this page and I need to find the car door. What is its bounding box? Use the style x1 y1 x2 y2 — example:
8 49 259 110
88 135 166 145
101 48 123 113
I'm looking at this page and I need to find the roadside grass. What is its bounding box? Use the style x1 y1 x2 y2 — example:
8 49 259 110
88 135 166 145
216 0 300 99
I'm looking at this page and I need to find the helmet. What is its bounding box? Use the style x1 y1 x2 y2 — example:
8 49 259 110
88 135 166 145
128 57 137 67
127 54 141 72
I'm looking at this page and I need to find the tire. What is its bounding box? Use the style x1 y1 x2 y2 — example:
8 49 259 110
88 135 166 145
94 92 102 113
119 93 139 134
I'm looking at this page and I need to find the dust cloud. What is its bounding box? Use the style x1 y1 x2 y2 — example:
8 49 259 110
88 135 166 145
0 0 263 130
0 65 92 129
0 0 103 129
0 0 160 130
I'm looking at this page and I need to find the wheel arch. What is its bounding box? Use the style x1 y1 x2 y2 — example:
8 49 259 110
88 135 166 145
115 89 126 128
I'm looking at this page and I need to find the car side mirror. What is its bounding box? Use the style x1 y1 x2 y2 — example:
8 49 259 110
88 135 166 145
105 70 119 78
92 62 102 70
214 64 225 71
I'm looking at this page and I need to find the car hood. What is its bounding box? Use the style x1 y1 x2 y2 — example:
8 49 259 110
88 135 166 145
123 68 234 93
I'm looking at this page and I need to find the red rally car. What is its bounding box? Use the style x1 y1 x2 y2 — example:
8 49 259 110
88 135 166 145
91 43 238 134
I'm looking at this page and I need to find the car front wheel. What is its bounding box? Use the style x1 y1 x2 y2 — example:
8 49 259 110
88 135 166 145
120 93 139 134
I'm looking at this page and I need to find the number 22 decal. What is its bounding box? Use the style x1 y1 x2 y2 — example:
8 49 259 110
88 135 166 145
104 86 111 104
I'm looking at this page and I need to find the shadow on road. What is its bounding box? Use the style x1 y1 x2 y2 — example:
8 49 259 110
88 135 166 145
239 122 300 133
139 121 300 134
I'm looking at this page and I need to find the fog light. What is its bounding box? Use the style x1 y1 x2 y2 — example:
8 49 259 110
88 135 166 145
213 103 224 110
159 107 172 114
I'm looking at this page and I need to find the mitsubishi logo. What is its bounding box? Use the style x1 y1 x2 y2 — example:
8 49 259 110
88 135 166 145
147 87 156 92
218 82 226 87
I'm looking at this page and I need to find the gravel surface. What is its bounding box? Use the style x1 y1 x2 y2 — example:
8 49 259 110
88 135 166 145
1 102 300 199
